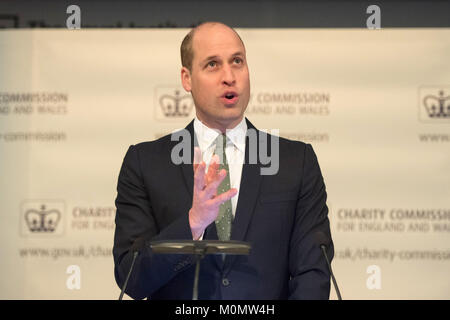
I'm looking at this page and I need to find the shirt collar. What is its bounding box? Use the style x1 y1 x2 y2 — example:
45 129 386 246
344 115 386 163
193 116 247 153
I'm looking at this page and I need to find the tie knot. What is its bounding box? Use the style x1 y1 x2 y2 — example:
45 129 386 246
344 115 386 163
216 134 227 147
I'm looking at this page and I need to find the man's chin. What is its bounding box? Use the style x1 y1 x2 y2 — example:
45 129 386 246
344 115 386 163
197 106 246 129
219 113 245 128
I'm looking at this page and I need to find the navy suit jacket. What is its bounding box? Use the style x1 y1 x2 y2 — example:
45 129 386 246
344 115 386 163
113 118 334 300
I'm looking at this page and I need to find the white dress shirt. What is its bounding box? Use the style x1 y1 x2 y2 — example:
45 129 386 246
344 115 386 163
193 116 247 239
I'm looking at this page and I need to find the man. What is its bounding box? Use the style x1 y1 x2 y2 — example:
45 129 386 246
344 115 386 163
113 22 334 299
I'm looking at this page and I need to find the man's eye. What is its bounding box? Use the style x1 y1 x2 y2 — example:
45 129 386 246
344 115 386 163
234 57 242 64
207 61 217 68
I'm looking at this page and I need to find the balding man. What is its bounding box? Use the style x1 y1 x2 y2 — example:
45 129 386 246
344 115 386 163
113 22 334 300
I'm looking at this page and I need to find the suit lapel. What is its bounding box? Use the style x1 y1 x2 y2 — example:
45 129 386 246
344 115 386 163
180 120 196 199
230 118 263 241
224 118 263 272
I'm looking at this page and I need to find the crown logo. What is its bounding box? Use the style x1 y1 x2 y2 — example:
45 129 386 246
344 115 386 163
25 204 61 232
159 90 193 117
423 90 450 118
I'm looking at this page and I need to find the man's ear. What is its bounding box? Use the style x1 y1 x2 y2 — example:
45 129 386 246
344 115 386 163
181 67 192 92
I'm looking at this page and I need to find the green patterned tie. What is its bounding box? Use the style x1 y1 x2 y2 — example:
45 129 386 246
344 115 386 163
214 134 233 241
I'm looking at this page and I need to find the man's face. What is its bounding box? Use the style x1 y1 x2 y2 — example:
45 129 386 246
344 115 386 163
181 24 250 131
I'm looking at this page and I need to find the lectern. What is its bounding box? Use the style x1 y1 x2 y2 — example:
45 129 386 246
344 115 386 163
150 240 251 300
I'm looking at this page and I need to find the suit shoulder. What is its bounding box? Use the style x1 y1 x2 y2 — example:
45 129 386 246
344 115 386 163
250 128 310 158
128 128 193 164
270 133 309 153
258 129 306 147
277 135 308 147
132 129 183 152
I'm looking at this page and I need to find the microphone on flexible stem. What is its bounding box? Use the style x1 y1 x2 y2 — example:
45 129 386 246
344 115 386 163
118 237 147 300
315 231 342 300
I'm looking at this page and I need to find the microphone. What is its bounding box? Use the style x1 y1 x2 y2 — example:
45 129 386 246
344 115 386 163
315 231 342 300
118 237 147 300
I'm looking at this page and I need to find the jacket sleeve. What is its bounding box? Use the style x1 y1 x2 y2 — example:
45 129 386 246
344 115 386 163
113 145 194 300
288 144 334 300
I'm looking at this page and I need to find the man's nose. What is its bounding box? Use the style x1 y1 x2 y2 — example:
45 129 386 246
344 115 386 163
221 65 236 86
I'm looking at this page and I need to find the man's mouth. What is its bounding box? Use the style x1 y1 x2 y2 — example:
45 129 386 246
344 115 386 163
221 92 239 105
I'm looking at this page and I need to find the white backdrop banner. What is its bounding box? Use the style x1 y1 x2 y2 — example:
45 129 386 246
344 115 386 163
0 28 449 299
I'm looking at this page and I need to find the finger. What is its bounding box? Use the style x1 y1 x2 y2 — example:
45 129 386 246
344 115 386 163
193 161 206 191
211 188 238 206
205 154 220 185
193 147 202 173
203 168 227 198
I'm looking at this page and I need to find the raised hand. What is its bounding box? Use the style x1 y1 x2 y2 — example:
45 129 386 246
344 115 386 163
189 147 237 240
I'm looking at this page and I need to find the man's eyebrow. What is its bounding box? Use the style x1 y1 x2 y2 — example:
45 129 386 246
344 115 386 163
230 51 244 57
201 55 220 64
201 52 245 64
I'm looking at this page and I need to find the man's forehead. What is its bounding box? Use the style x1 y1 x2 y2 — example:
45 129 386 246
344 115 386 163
192 24 245 58
194 22 237 39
